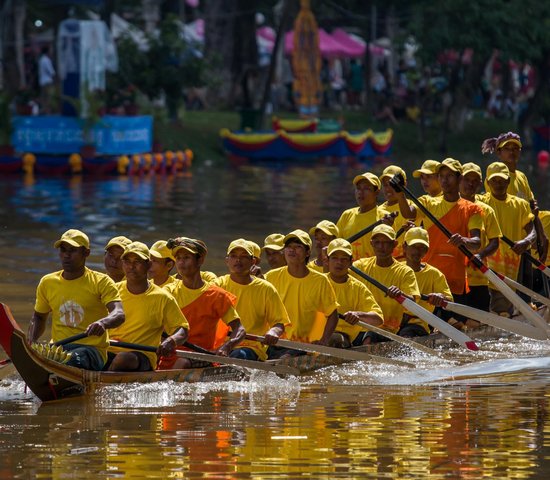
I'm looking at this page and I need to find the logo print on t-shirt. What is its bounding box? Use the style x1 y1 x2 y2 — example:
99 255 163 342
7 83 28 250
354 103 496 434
59 300 85 327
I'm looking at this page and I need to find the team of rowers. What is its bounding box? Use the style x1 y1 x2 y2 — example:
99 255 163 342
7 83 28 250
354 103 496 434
27 131 550 372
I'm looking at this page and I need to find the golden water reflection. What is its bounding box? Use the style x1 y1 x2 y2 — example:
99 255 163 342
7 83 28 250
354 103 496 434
1 376 550 478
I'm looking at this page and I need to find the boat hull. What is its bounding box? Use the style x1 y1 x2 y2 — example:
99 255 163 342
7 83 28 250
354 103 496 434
0 303 247 402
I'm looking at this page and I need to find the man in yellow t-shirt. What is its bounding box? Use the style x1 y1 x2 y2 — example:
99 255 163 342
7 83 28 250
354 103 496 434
352 224 420 342
336 172 390 260
481 132 534 201
148 240 176 288
402 227 453 336
29 229 125 370
265 229 339 357
308 220 339 272
108 242 189 371
482 162 536 315
325 238 383 347
262 233 287 271
214 239 290 361
413 159 442 199
379 165 415 260
481 131 548 261
460 162 502 315
104 236 132 282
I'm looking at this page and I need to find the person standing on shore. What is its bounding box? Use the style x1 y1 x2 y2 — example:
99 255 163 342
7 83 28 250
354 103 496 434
38 46 56 114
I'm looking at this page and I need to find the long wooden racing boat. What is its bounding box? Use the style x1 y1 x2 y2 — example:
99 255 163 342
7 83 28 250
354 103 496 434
0 301 543 402
0 303 247 402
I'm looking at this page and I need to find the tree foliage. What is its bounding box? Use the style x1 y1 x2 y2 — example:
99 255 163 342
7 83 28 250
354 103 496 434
408 0 550 64
116 15 206 119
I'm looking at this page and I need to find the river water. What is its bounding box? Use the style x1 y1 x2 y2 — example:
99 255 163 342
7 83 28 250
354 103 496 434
1 158 550 478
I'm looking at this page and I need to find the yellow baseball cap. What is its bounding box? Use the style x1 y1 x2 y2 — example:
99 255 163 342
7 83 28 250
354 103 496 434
172 242 199 255
352 172 381 189
498 138 522 149
462 162 482 179
122 241 150 260
404 227 430 248
327 238 353 257
486 162 510 181
263 233 285 251
283 229 313 249
247 240 261 258
105 236 132 250
380 165 407 183
412 159 440 178
371 224 396 241
227 238 254 256
437 158 463 174
54 229 90 249
309 220 339 237
150 240 175 260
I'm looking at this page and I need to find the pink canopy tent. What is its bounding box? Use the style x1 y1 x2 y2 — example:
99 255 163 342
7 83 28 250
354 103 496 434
331 29 387 57
330 28 365 57
284 28 386 58
183 21 386 59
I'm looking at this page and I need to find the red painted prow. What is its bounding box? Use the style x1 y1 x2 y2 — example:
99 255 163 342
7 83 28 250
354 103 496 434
0 303 22 358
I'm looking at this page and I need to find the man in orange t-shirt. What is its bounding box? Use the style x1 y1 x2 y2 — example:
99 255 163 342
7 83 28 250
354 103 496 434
158 238 245 369
395 158 482 322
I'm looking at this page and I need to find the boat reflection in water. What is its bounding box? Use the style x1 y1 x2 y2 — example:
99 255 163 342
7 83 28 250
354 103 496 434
1 361 550 478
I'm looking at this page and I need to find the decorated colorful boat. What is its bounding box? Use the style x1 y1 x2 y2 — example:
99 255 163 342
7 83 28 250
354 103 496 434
220 128 393 161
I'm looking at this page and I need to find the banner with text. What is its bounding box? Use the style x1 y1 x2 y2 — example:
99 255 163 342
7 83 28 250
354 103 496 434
12 115 152 154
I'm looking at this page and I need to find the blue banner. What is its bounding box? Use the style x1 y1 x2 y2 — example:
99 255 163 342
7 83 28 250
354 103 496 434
12 115 153 155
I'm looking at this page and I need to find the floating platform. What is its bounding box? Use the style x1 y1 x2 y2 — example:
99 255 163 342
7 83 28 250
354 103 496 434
0 150 192 175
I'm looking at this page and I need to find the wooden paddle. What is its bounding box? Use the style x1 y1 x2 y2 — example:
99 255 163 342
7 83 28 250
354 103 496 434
108 339 300 376
419 294 547 340
338 316 444 357
52 332 88 346
500 235 550 280
495 271 550 308
350 265 479 351
244 333 414 367
390 175 549 338
346 211 398 243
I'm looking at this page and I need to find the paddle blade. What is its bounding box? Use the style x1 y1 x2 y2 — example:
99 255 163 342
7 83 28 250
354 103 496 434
401 297 479 351
484 269 549 338
500 275 550 308
443 301 548 341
